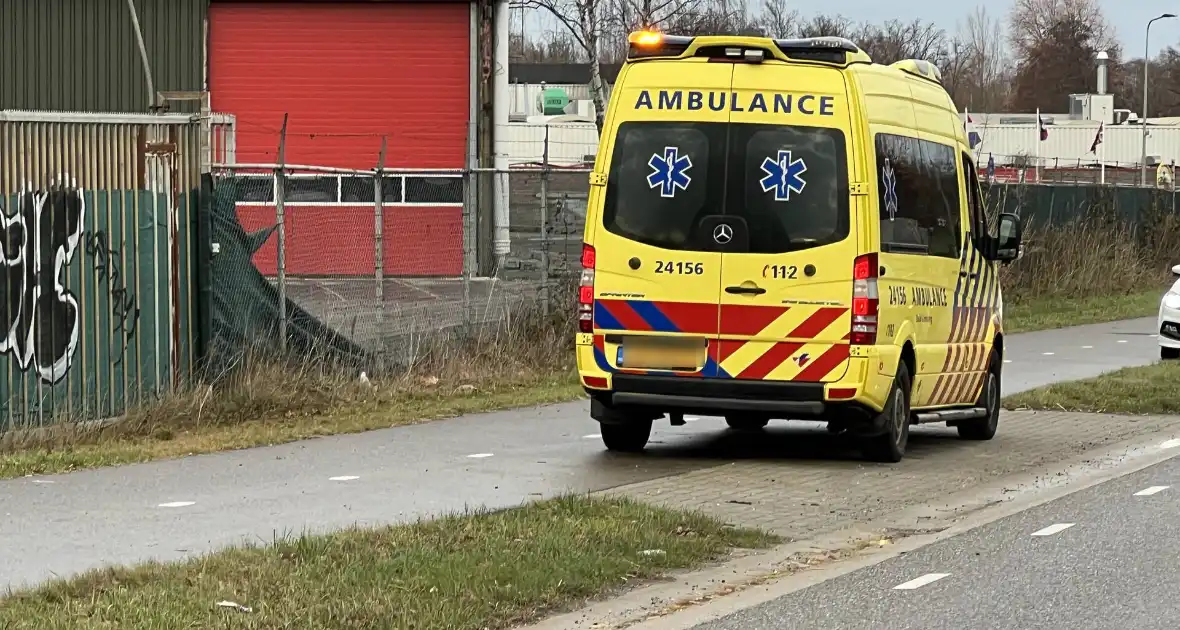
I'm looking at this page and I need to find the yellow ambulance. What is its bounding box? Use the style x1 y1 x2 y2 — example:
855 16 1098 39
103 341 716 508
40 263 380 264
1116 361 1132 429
575 32 1023 462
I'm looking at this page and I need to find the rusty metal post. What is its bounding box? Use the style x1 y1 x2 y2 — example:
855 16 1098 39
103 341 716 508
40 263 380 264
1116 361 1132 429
276 114 288 352
374 137 387 366
540 125 550 317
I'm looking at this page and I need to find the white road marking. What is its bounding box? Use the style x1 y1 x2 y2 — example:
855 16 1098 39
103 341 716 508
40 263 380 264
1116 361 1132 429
583 433 601 439
158 501 195 508
30 479 55 484
1081 345 1093 349
1134 485 1170 496
892 573 950 590
1003 359 1013 364
1031 523 1075 536
1042 352 1055 356
1162 439 1180 450
1117 339 1128 344
467 453 494 458
684 416 700 422
329 476 360 481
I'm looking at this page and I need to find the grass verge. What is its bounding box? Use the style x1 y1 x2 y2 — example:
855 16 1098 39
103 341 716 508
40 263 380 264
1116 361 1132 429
0 495 778 630
1004 361 1180 415
0 373 582 479
1002 289 1162 334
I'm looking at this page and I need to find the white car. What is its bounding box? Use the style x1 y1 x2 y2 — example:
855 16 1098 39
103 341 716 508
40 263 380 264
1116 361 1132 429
1162 264 1180 360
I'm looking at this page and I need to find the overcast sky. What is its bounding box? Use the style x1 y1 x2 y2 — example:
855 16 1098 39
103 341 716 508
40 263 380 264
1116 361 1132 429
520 0 1180 58
800 0 1180 55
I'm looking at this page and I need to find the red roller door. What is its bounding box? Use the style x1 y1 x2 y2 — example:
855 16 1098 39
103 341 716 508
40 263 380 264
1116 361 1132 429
210 1 469 276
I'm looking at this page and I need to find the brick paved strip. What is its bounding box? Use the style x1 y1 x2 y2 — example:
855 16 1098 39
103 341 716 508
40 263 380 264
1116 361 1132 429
599 411 1180 537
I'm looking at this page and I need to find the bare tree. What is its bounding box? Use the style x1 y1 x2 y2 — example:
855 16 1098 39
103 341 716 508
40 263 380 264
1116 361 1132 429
855 19 949 66
795 14 855 39
1007 0 1117 111
510 30 583 62
944 7 1011 111
664 0 763 36
518 0 611 130
1008 0 1115 60
757 0 798 39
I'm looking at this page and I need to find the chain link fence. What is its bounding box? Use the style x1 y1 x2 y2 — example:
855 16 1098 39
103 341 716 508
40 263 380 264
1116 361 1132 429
207 156 591 368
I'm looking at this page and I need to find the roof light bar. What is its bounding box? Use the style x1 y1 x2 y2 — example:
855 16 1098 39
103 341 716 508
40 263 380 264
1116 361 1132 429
773 36 861 53
626 30 695 59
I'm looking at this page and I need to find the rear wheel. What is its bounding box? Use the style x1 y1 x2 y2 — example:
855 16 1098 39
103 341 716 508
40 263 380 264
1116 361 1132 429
1162 346 1180 360
725 414 770 431
957 349 1002 441
600 421 652 453
861 362 912 463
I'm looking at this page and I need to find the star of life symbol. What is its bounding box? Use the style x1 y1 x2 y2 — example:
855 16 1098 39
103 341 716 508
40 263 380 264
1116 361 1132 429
793 352 811 367
647 146 693 198
759 150 808 201
882 158 899 221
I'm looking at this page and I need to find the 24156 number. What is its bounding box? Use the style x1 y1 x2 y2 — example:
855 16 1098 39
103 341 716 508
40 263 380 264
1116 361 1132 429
655 261 705 275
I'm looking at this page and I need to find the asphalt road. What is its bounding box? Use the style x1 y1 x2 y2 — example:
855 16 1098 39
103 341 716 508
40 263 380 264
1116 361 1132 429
689 451 1180 630
0 317 1162 588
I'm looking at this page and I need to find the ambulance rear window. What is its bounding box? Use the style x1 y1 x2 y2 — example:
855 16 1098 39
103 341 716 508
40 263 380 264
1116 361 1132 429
601 122 726 251
730 123 849 253
601 121 849 253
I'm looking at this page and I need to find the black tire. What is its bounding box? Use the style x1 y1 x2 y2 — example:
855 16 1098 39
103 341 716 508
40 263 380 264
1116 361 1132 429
725 414 770 431
861 362 912 463
600 420 652 453
957 348 1002 441
1162 346 1180 360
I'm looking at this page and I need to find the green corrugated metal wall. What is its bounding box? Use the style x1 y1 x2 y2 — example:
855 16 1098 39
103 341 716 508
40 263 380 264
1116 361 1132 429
0 0 206 112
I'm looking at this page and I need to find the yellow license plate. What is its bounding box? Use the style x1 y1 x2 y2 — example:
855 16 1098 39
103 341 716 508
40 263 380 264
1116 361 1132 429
617 338 704 370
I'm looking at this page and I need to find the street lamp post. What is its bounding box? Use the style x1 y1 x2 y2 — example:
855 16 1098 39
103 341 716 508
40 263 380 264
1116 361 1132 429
1142 13 1176 186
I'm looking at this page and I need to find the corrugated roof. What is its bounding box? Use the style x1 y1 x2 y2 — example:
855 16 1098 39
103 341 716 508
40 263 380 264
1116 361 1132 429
508 63 623 85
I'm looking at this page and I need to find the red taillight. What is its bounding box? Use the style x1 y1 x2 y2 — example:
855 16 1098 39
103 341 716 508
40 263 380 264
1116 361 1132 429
851 253 879 345
578 244 596 333
828 387 857 399
583 375 609 389
853 252 878 281
581 243 596 269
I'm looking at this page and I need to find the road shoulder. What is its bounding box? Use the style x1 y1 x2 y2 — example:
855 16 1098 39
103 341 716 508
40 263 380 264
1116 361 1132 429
519 424 1180 630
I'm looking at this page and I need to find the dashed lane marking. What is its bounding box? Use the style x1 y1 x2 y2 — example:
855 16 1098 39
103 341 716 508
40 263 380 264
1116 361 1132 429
1134 486 1170 496
467 453 495 459
158 501 195 508
1031 523 1075 536
329 476 360 481
892 573 950 590
1162 439 1180 450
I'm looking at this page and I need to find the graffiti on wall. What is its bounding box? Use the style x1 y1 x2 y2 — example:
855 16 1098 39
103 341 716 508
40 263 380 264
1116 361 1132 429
0 179 86 383
83 230 140 363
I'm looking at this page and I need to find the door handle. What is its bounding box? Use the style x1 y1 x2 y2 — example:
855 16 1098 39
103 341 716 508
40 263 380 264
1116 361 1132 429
725 286 766 295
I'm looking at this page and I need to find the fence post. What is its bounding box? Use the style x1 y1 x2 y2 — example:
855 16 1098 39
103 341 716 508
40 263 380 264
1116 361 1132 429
540 125 550 317
463 121 477 326
374 137 387 368
276 114 289 352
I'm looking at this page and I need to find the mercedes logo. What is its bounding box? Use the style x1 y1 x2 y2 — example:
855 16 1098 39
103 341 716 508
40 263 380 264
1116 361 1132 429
713 223 733 244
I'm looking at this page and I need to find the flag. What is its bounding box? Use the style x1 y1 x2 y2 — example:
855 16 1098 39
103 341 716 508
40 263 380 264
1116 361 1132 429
1038 114 1049 141
965 110 982 149
1090 122 1104 153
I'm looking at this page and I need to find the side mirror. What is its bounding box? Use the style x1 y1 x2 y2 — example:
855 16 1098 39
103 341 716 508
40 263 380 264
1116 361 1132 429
992 213 1022 262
